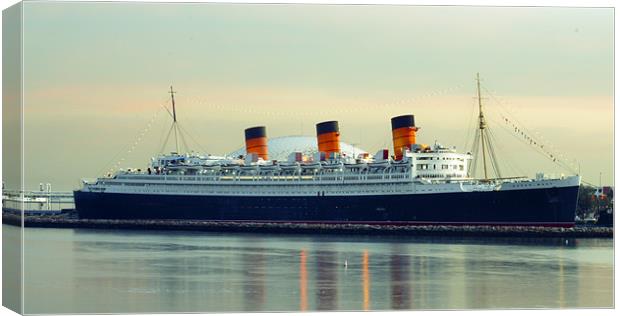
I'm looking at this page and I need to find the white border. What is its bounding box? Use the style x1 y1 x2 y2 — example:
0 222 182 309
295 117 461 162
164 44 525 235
0 1 617 316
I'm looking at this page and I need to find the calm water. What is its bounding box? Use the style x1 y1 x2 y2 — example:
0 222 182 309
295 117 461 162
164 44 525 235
6 225 614 313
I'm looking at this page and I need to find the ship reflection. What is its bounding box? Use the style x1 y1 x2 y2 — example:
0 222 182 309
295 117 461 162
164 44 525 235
242 247 265 311
299 250 308 311
362 250 370 311
64 230 602 313
462 240 579 309
296 248 410 311
390 247 411 310
315 250 338 310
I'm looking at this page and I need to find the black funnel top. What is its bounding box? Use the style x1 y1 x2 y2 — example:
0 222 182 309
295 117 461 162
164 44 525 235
316 121 339 135
244 126 267 139
391 115 415 130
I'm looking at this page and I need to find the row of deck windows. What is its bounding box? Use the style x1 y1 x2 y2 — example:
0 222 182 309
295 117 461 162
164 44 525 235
416 164 464 171
417 157 465 161
104 182 463 195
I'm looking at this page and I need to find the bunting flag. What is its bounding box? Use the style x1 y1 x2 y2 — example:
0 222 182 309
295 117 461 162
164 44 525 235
499 113 577 173
106 106 164 176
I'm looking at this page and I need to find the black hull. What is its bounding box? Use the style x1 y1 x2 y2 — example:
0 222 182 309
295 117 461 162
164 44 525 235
74 186 579 227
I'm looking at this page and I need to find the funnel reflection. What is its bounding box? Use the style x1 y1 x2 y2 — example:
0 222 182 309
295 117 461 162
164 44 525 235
299 249 308 311
315 250 338 310
390 248 411 309
362 250 370 311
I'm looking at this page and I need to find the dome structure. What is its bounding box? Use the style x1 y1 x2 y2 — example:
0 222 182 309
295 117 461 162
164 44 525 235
228 136 368 161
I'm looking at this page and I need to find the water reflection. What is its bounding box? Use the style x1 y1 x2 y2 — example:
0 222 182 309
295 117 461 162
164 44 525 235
20 229 614 313
242 241 265 311
390 246 411 310
315 250 338 310
299 250 308 311
362 250 370 311
461 239 581 309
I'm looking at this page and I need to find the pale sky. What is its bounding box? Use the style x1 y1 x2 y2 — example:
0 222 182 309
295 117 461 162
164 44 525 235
4 1 614 190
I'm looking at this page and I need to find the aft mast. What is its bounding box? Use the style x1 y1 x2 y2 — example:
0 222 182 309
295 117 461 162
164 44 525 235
470 73 502 180
477 73 489 179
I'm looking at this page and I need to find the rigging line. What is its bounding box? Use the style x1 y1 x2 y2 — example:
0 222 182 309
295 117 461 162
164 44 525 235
177 124 209 153
156 102 176 152
185 84 465 118
490 115 548 154
484 127 502 178
155 116 169 154
177 126 191 154
462 96 478 151
481 86 564 158
482 129 497 177
495 113 577 173
173 123 179 153
161 104 174 119
159 124 176 154
486 125 526 177
486 93 547 148
486 126 510 175
470 128 481 177
481 86 578 173
99 106 165 177
487 147 501 178
96 144 132 178
482 86 558 153
489 115 576 174
481 131 498 178
481 86 532 128
167 108 203 153
581 180 600 187
493 117 552 162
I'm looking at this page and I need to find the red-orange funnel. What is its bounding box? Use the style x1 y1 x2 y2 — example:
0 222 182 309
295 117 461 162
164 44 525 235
245 126 268 160
316 121 340 159
391 115 418 161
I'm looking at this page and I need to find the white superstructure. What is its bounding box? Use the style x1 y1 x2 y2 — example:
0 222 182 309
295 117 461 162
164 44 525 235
81 143 579 197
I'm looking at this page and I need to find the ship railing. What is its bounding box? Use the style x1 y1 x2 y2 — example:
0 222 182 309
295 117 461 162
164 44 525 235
2 190 74 198
2 190 76 213
111 170 416 184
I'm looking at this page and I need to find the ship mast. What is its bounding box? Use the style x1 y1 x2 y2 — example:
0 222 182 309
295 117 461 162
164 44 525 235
160 85 190 154
470 73 502 180
476 73 489 179
170 86 179 153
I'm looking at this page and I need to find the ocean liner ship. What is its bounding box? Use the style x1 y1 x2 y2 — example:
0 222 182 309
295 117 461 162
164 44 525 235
74 76 581 226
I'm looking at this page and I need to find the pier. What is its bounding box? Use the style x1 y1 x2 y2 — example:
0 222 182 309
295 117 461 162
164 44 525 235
2 211 612 238
2 189 75 215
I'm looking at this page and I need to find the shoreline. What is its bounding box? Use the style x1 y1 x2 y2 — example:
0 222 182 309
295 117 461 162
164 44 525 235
2 213 613 238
